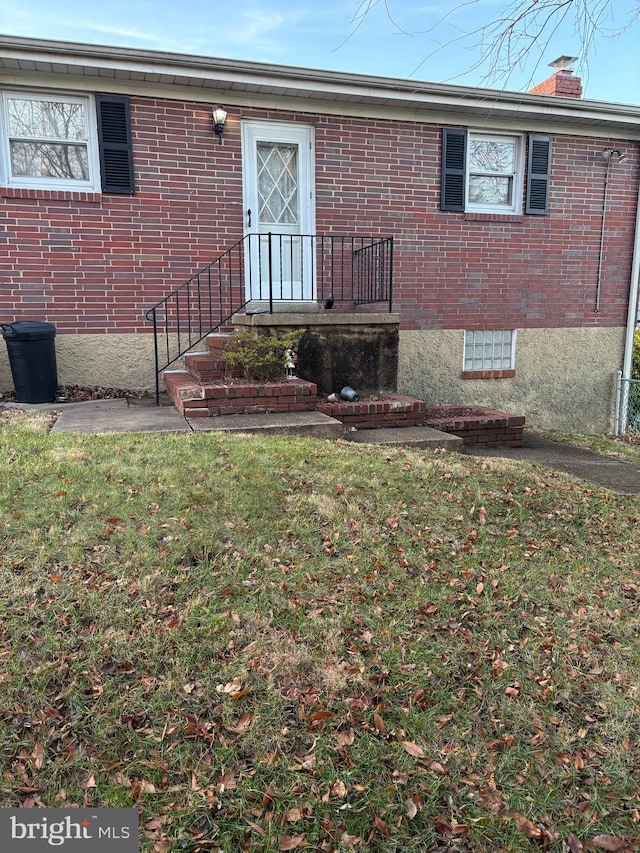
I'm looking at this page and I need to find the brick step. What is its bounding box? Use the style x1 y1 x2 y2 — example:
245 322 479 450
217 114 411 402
425 406 524 447
318 394 428 430
164 372 525 446
205 332 236 357
184 351 244 382
164 371 318 417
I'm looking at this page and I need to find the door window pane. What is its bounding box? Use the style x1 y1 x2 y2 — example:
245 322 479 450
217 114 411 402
257 142 298 225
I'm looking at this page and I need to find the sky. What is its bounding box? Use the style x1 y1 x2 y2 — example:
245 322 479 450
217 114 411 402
0 0 639 104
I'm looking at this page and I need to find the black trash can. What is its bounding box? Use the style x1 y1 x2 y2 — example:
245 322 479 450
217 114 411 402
2 321 58 403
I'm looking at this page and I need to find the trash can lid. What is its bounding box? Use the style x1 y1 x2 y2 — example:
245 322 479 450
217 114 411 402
2 320 56 340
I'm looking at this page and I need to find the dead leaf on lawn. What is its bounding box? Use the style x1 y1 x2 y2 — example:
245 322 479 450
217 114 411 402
286 808 303 823
374 816 390 836
215 677 249 701
279 834 304 850
393 771 410 785
514 816 542 839
406 799 418 819
568 833 584 852
331 779 347 798
225 713 253 733
403 741 425 758
217 677 243 695
307 710 334 731
373 712 386 734
31 742 45 770
591 836 631 852
335 729 355 747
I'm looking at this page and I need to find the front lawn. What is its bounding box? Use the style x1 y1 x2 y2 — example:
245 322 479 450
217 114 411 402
1 411 638 852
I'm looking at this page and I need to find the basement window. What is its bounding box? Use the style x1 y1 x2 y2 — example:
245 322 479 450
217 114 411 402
0 91 100 191
463 329 516 377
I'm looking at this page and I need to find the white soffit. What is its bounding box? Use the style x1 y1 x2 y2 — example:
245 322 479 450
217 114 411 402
1 35 639 138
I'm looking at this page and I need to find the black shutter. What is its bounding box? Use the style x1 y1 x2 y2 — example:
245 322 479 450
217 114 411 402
525 134 551 215
96 95 135 194
441 127 467 211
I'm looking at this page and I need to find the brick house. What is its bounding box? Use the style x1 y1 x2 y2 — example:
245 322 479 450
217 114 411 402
0 35 639 432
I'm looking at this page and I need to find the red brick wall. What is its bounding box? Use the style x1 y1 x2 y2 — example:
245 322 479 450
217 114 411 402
0 97 637 335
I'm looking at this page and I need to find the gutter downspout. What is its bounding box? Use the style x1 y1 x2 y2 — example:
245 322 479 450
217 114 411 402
622 172 640 383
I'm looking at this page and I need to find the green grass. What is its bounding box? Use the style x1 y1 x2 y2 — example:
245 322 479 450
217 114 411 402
1 410 639 852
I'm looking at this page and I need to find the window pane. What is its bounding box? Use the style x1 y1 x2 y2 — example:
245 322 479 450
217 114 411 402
469 139 515 174
11 141 89 180
469 175 512 206
257 142 299 225
8 98 87 141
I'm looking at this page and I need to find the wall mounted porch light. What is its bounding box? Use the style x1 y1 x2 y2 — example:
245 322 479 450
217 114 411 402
213 107 227 144
602 148 628 163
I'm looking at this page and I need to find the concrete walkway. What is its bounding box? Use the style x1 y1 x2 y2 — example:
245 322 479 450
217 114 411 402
1 397 191 434
2 397 639 494
463 433 640 495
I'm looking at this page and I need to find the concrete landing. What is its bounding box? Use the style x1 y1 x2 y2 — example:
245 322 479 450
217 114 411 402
187 410 344 440
48 398 190 434
344 425 464 451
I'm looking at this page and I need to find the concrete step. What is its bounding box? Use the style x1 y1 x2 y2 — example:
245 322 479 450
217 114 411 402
187 410 344 440
344 425 463 450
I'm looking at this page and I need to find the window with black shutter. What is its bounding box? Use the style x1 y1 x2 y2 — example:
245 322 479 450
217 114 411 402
96 94 135 195
441 127 551 216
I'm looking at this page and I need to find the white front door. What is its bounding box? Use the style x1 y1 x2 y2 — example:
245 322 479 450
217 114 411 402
242 121 315 302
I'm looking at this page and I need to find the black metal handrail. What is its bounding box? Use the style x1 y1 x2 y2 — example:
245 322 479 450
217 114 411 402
145 233 394 403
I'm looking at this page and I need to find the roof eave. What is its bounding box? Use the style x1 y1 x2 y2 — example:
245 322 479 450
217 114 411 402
1 33 639 136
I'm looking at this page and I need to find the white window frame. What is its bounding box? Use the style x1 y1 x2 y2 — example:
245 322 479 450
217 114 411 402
466 131 524 215
463 329 517 372
0 90 100 192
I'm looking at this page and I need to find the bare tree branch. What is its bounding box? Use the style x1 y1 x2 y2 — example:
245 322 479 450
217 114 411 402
345 0 639 88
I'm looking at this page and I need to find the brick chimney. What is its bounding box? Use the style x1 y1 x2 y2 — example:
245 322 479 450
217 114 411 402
529 69 582 98
528 56 582 98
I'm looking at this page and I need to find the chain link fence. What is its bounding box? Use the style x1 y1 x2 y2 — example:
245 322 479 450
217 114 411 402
615 371 640 435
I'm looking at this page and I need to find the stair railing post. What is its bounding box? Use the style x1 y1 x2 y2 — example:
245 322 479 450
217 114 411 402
151 307 160 405
268 231 274 314
388 237 394 313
